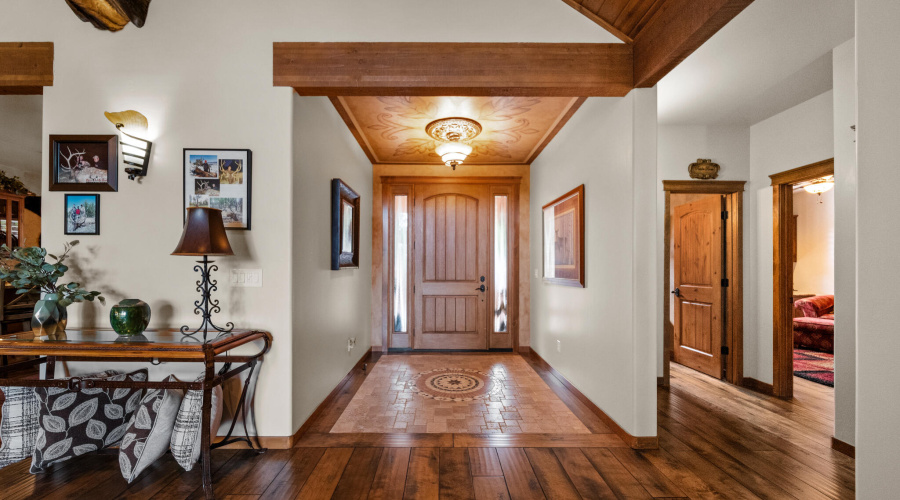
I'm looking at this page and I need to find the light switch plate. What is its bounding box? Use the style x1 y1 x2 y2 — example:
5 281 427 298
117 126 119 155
231 269 263 287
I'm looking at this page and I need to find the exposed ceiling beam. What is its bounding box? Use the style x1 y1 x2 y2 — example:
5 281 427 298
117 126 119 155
559 0 634 44
274 42 634 97
633 0 754 87
0 42 53 94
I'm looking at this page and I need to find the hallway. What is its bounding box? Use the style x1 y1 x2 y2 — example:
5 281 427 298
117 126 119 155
0 354 854 499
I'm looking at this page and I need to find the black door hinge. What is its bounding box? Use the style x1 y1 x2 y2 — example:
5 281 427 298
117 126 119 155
721 346 729 355
721 211 729 220
721 278 729 287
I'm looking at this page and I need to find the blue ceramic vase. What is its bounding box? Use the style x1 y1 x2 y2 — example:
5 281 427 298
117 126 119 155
109 299 151 336
32 293 66 336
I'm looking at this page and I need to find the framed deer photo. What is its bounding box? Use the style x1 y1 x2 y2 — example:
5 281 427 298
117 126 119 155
49 135 118 192
183 149 252 230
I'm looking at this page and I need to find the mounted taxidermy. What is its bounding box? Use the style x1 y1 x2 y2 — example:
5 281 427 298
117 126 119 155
688 158 721 180
65 0 151 32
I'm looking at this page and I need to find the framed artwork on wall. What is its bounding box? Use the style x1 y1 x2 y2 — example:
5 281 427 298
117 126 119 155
64 194 100 235
331 178 360 270
542 184 585 287
183 149 251 230
49 135 118 192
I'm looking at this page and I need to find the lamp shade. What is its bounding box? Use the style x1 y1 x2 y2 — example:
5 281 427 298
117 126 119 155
172 207 234 256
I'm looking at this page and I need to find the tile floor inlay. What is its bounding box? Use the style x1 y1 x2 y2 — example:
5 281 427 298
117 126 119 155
330 354 592 434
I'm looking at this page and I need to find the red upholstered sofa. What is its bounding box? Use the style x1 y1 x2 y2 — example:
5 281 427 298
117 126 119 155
793 295 835 353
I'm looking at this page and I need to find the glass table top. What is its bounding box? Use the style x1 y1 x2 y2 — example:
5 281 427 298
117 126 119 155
0 329 259 346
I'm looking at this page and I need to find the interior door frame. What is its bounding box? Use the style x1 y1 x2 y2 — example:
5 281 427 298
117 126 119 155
769 158 834 399
662 180 745 387
381 176 521 351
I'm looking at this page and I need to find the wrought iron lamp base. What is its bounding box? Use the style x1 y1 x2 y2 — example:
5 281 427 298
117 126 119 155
181 255 234 341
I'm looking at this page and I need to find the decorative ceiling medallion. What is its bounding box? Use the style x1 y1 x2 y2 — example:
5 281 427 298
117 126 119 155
688 158 720 180
407 368 500 402
425 117 483 143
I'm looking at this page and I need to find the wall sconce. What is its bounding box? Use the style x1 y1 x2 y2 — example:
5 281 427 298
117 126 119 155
105 110 152 180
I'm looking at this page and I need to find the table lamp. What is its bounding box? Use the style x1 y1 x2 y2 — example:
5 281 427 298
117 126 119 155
172 207 235 341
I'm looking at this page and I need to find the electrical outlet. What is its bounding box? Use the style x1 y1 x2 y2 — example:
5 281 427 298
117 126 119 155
534 269 540 279
231 269 263 287
347 337 357 353
557 339 561 353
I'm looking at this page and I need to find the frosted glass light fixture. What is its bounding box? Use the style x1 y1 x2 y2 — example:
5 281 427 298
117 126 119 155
426 117 482 170
105 110 152 180
803 178 834 194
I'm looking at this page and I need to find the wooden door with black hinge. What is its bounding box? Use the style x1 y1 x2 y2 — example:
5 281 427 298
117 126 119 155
673 195 725 378
413 184 490 349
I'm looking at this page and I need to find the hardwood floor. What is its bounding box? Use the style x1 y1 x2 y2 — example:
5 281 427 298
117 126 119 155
0 356 854 499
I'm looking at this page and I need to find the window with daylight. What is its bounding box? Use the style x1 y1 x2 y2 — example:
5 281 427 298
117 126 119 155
393 195 409 333
493 195 508 333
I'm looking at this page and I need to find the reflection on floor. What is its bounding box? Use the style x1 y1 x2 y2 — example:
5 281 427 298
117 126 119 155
330 354 591 434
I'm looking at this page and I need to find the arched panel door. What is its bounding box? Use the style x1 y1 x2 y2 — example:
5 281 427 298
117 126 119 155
414 185 490 349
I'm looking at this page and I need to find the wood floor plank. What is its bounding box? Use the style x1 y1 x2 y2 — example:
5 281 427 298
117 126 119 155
610 447 686 498
296 447 354 500
118 457 185 500
523 448 580 500
468 448 503 477
331 447 383 499
188 449 273 499
227 449 294 495
581 448 652 500
453 433 626 448
260 447 326 500
404 448 439 500
472 476 511 500
368 447 411 500
439 447 476 500
550 448 617 499
495 448 545 500
640 448 729 500
150 450 238 500
298 432 454 448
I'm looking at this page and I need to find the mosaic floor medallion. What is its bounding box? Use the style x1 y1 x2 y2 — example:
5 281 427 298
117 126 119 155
408 368 499 402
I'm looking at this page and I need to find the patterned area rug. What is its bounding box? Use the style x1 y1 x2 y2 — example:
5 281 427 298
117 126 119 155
793 349 834 387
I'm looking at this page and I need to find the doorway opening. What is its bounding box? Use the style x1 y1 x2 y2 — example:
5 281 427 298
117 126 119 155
770 158 835 399
661 181 745 387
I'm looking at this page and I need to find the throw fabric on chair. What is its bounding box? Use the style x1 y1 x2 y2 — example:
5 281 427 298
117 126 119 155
793 295 835 353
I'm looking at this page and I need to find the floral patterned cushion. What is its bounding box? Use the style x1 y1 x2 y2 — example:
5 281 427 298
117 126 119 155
118 375 183 483
30 369 147 473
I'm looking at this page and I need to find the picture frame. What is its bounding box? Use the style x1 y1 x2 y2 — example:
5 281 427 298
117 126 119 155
183 149 251 230
331 178 360 270
49 135 118 192
64 194 100 235
542 184 585 287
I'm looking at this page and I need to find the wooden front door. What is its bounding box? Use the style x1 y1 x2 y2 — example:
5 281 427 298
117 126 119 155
413 184 490 350
673 195 725 378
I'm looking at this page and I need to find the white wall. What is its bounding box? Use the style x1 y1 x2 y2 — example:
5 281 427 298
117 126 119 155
856 0 900 494
792 188 834 295
0 95 42 193
531 90 658 438
291 96 372 430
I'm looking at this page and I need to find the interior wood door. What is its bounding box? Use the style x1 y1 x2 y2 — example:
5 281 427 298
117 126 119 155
413 184 490 349
673 195 725 378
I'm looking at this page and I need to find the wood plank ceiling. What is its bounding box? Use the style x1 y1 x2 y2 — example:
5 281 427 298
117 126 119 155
560 0 667 43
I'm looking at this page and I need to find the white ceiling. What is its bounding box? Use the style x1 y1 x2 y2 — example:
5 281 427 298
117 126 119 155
657 0 854 126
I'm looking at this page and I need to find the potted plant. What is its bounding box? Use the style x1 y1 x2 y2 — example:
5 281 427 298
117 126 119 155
0 241 104 335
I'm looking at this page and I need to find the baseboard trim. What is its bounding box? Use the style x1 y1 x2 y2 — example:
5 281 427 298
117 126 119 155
831 436 855 458
741 377 775 396
213 435 294 449
523 347 659 450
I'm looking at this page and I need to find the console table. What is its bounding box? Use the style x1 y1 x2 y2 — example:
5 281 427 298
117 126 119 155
0 328 272 499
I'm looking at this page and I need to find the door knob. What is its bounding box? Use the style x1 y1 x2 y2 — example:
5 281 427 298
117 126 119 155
475 284 486 292
672 288 681 297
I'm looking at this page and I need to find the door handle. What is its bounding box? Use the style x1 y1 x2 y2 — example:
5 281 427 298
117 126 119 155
671 288 681 297
475 284 485 292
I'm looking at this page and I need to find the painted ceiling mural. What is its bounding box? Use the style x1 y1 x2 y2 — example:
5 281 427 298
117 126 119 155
336 96 582 164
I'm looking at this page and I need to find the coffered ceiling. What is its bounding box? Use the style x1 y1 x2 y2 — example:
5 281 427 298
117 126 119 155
331 96 585 165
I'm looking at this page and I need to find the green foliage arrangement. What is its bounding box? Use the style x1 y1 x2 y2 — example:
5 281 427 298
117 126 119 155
0 241 105 308
0 170 32 196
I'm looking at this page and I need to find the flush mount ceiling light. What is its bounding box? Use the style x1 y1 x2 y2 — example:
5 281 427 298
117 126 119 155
105 110 152 181
426 117 482 170
803 177 835 194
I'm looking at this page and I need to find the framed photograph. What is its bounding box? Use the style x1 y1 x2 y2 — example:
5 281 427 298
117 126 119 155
183 149 251 230
64 194 100 235
49 135 118 192
542 184 584 287
331 178 360 270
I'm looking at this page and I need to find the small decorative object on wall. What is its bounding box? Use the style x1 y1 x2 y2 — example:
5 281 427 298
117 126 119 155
49 135 118 192
331 178 360 270
542 185 585 287
109 298 151 336
0 241 104 336
688 158 720 180
105 110 152 180
65 0 152 32
172 207 235 341
183 149 251 230
64 194 100 235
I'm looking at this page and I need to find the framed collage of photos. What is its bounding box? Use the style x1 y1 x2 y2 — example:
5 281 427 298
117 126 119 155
183 149 251 230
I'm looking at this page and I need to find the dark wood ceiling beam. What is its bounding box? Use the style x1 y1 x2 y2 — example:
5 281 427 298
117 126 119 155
274 42 634 97
632 0 754 87
559 0 634 43
0 42 54 94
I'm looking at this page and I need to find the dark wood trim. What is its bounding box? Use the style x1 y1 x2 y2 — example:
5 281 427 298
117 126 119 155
328 96 377 164
541 184 585 288
0 42 53 93
525 97 587 165
558 0 634 44
633 0 754 88
769 158 835 186
381 176 523 186
831 437 855 458
527 349 659 450
48 135 118 192
662 180 747 194
741 377 775 396
274 42 634 97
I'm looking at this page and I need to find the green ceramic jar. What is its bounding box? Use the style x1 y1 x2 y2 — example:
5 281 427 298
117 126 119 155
109 299 151 336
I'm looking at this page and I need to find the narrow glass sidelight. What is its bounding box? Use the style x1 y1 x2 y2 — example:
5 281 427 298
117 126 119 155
393 195 409 333
494 196 509 333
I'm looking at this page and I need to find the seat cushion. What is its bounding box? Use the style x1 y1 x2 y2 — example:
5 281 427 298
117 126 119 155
0 386 40 468
793 317 835 353
169 376 223 471
119 375 184 483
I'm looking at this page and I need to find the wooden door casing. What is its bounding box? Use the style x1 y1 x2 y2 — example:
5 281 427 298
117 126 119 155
673 195 725 378
414 185 490 350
